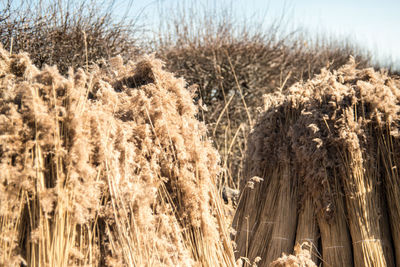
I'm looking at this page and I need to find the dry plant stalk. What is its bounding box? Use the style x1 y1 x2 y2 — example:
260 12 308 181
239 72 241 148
337 111 394 267
233 168 280 264
378 128 400 266
0 46 236 266
263 159 297 266
317 171 353 267
295 195 319 264
296 58 400 266
235 158 297 267
233 99 299 266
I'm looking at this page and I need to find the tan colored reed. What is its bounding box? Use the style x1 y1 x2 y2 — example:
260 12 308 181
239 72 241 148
233 168 277 264
338 109 394 267
270 243 317 267
295 195 319 264
234 58 400 267
234 160 297 267
0 47 236 266
263 159 297 266
233 100 299 266
317 170 353 267
378 126 400 266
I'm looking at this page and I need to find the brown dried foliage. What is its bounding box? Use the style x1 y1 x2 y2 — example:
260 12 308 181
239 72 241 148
0 46 235 266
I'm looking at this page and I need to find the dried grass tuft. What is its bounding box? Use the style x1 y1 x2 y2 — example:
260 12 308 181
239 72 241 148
269 243 317 267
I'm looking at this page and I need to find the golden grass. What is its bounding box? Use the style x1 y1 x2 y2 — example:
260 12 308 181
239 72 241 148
232 97 300 266
0 47 235 266
263 160 297 266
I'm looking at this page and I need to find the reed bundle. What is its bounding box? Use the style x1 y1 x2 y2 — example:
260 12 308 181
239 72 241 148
235 57 400 267
233 96 301 266
0 47 236 266
336 111 394 266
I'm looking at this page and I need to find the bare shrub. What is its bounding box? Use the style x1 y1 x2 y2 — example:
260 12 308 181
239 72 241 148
0 0 141 74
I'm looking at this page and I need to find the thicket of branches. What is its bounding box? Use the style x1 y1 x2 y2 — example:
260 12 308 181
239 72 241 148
0 0 141 74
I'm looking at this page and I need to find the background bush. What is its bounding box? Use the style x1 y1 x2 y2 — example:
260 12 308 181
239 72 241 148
0 0 141 74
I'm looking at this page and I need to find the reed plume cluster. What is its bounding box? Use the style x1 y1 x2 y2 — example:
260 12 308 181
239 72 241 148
269 244 317 267
0 46 235 266
234 57 400 267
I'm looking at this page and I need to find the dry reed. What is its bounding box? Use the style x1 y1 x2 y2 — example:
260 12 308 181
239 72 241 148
292 58 399 266
378 127 400 266
0 46 235 266
234 57 400 267
270 243 317 267
337 111 394 267
233 95 300 266
294 195 319 264
316 170 353 267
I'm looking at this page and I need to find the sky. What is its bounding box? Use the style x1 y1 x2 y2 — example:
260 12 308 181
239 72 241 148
125 0 400 69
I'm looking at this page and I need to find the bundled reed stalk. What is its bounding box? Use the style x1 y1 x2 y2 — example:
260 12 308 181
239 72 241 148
337 109 394 267
233 99 299 266
289 59 400 267
295 195 319 264
290 102 353 267
235 168 280 263
0 47 236 266
305 59 400 266
377 127 400 266
263 157 297 266
316 170 353 267
232 96 285 253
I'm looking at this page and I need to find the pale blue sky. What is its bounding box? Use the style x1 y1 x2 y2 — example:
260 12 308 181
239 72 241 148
125 0 400 69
